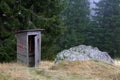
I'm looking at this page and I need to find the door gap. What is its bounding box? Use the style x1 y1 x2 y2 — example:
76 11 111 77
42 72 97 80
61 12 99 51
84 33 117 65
28 35 36 67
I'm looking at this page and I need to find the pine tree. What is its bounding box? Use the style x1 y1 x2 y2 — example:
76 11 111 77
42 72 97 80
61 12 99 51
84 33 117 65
57 0 90 51
92 0 120 58
20 0 65 60
0 0 64 62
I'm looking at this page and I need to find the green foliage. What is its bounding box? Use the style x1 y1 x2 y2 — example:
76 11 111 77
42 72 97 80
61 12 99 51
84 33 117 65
0 0 64 62
86 0 120 58
57 0 90 51
0 31 16 62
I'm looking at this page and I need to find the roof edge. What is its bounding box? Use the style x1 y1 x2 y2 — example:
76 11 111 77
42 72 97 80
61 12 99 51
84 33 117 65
16 29 44 34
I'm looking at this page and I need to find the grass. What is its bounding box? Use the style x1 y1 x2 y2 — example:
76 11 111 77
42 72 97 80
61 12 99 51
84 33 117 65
114 59 120 66
0 63 33 80
0 60 119 80
51 60 120 80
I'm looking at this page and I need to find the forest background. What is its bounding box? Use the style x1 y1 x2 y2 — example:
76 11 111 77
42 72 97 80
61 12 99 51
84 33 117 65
0 0 120 62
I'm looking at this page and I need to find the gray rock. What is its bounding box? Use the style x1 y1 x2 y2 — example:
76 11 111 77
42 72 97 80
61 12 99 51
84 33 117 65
55 45 114 63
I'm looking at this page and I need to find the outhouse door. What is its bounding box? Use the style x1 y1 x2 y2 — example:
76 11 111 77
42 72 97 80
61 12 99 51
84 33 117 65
35 35 40 67
28 34 40 67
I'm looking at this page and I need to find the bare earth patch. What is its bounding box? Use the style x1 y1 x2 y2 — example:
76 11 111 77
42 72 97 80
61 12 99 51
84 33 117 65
0 60 119 80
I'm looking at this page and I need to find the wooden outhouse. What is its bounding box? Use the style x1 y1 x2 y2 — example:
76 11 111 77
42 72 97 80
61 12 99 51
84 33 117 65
16 29 44 67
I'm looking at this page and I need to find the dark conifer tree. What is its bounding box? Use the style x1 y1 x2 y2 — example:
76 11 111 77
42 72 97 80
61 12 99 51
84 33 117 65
0 0 64 61
57 0 90 51
91 0 120 58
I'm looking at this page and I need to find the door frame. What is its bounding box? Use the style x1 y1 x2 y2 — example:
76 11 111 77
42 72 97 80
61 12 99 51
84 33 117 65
27 32 40 67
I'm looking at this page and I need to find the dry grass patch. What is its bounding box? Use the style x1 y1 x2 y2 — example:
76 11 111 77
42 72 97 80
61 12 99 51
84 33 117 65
51 60 120 80
0 60 120 80
0 63 33 80
114 59 120 66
